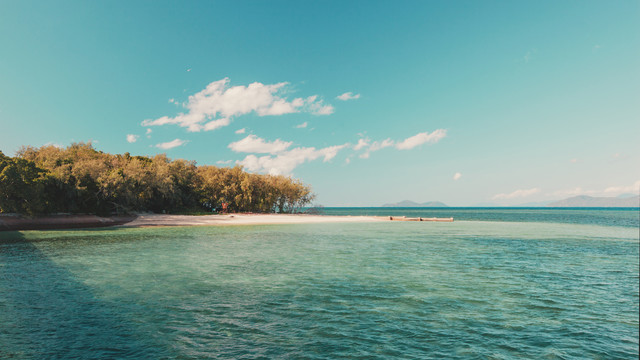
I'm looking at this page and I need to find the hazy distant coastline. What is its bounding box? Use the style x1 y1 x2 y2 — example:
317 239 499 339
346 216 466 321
547 195 639 207
382 200 448 207
383 195 639 208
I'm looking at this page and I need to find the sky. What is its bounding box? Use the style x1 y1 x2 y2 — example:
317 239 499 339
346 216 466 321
1 0 639 206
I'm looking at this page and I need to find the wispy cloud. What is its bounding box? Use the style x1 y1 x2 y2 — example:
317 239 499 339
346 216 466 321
550 181 640 198
216 160 232 165
238 144 348 175
296 121 308 128
126 134 139 143
522 49 537 63
44 142 64 149
395 129 447 150
305 96 334 115
603 180 640 195
155 138 188 150
229 134 292 154
202 118 230 131
353 138 369 151
453 172 462 181
235 128 246 134
337 92 361 101
142 78 333 132
492 188 540 200
356 129 447 158
360 139 394 158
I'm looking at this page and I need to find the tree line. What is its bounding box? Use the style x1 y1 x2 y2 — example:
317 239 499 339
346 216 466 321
0 143 314 216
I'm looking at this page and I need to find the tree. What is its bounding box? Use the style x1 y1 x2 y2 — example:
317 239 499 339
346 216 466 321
0 151 46 215
4 144 316 215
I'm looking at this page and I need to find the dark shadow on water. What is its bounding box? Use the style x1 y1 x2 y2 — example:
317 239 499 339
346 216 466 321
0 231 169 359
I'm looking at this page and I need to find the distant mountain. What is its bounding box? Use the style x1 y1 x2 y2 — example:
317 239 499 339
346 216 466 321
547 195 639 207
382 200 448 207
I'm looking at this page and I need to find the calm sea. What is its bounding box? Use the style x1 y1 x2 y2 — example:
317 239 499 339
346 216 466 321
1 208 638 359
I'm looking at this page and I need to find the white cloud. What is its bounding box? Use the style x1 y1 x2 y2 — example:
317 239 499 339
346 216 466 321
216 160 232 165
353 138 369 151
360 139 393 159
44 142 64 149
235 128 246 134
550 181 640 198
305 96 334 115
238 144 348 175
395 129 447 150
126 134 139 143
155 139 188 150
202 118 230 131
453 172 462 181
146 128 152 135
296 122 308 128
355 129 446 158
603 180 640 195
142 78 333 132
318 144 348 162
229 134 292 154
369 138 394 152
337 92 361 101
492 188 540 200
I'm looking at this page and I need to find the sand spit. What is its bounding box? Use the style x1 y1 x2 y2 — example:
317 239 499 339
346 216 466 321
122 213 384 228
1 213 456 232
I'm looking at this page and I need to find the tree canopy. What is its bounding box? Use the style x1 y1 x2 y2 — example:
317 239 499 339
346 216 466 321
0 143 314 215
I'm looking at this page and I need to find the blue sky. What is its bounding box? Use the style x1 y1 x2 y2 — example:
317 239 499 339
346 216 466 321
1 0 638 206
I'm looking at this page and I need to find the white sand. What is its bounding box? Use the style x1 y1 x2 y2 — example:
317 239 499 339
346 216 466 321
122 213 384 228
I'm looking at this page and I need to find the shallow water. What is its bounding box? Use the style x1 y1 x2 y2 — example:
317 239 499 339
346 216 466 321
321 207 640 228
1 210 638 359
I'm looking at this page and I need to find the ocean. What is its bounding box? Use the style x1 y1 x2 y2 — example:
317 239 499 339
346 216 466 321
1 208 638 359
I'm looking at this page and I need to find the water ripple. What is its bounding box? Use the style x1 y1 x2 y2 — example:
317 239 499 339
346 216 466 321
1 218 638 359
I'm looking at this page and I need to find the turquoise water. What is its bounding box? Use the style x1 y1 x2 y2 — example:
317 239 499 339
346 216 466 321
1 209 638 359
321 207 640 228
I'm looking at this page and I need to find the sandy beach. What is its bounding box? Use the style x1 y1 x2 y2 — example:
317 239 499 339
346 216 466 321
123 213 384 228
0 213 385 231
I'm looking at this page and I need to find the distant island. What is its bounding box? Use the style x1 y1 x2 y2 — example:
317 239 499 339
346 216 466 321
382 200 448 207
547 195 639 207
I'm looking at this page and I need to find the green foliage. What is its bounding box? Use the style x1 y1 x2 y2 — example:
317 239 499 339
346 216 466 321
1 144 315 215
0 151 46 215
196 165 315 213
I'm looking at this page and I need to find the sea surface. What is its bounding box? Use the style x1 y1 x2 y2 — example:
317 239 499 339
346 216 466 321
1 208 638 359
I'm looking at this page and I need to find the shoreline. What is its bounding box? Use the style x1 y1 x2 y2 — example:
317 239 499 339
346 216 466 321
122 213 385 228
0 214 138 232
0 213 385 232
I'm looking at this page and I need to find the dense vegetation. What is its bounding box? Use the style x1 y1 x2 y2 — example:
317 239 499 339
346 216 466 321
0 143 314 216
